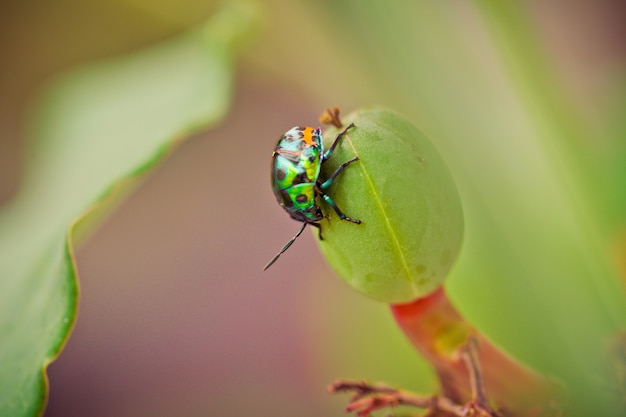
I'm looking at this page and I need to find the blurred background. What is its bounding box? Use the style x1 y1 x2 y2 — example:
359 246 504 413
1 1 625 416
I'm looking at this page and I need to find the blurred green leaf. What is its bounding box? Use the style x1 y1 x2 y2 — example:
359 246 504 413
0 2 258 416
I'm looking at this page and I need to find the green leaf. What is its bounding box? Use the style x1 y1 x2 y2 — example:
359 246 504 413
0 2 258 416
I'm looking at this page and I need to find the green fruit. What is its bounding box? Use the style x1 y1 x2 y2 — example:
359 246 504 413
317 107 464 304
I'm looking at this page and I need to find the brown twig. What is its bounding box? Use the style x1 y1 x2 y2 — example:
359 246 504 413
457 337 502 416
328 380 464 417
329 338 507 417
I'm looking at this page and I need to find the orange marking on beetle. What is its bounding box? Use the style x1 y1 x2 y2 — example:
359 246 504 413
301 128 316 146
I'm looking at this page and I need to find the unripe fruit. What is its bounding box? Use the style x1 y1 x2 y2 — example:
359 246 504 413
317 107 464 303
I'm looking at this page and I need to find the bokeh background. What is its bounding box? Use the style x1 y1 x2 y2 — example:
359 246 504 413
1 1 625 416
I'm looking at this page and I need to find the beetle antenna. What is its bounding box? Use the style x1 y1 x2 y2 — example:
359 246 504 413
263 223 308 271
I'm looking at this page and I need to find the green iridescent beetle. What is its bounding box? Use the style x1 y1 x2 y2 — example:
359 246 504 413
263 123 361 270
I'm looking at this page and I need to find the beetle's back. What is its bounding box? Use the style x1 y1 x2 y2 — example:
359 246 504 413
271 127 322 190
271 126 324 221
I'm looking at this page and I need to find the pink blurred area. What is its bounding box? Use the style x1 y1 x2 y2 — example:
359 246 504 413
42 78 378 417
35 71 429 415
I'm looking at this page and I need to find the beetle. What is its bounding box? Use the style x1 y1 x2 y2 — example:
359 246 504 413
263 122 361 270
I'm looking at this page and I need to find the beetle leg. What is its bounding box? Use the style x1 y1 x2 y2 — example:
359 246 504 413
323 122 355 161
309 222 323 240
319 193 361 224
319 156 359 190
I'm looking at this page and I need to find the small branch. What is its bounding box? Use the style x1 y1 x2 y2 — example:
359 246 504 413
330 288 563 417
329 337 508 417
458 337 501 416
328 380 469 417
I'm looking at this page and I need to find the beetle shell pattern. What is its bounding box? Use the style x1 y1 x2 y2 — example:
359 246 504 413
264 122 360 271
271 126 324 223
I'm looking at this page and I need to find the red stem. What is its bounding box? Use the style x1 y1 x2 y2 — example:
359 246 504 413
391 286 559 415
